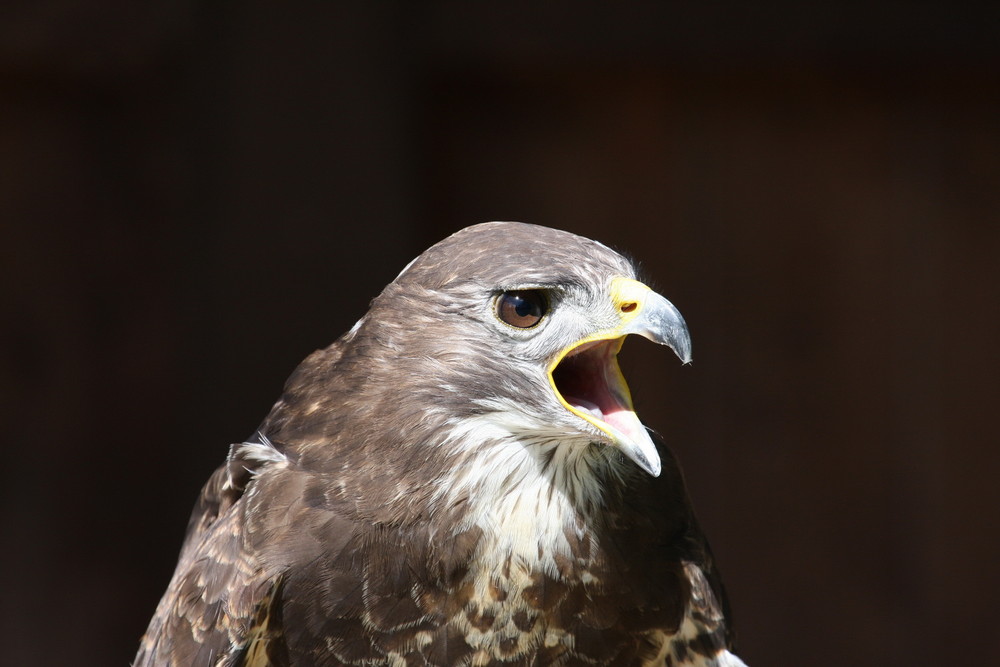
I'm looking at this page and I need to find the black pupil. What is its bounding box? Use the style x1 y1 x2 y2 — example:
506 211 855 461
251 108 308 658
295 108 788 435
498 290 546 327
513 296 536 317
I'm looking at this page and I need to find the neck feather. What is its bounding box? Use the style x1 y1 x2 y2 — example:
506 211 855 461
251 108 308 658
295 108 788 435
432 413 630 578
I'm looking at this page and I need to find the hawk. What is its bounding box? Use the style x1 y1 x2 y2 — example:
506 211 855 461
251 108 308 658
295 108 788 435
136 222 747 666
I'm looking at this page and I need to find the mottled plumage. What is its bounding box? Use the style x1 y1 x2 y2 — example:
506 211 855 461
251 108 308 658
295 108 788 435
136 222 747 666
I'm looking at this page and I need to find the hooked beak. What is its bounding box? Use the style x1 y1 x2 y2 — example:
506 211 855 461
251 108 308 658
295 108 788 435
548 278 691 477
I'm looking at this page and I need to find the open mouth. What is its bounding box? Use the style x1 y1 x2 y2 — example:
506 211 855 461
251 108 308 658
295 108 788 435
549 337 638 440
541 278 689 478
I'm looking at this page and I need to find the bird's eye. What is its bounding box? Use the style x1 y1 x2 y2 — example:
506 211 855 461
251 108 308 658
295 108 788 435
496 290 548 328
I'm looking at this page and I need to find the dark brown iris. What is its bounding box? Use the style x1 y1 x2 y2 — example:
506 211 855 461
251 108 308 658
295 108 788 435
496 290 547 328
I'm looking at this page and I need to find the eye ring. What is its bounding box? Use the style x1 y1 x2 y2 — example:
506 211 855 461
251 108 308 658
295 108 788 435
495 290 548 329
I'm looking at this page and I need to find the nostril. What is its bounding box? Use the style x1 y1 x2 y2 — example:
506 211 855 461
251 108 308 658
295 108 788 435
620 302 637 313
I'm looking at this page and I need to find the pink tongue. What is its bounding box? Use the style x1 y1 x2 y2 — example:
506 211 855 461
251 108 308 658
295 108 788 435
566 396 645 443
602 406 646 442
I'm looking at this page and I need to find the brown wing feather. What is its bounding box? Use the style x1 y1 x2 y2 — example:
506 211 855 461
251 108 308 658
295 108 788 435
135 442 282 666
231 464 481 666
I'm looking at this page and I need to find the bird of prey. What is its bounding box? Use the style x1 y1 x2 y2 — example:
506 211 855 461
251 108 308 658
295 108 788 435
135 222 747 667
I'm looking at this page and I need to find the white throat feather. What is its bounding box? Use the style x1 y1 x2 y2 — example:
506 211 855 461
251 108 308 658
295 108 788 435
432 409 630 579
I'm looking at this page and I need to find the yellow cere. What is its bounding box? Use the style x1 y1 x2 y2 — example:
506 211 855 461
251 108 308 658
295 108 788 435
608 276 656 328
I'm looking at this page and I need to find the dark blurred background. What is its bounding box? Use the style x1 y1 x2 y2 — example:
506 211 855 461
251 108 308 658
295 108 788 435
2 2 997 665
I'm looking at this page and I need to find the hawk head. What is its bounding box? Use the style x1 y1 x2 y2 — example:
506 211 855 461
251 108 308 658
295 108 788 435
262 222 689 499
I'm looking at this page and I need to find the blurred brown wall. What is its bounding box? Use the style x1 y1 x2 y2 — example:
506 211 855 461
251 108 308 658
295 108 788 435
1 3 997 665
